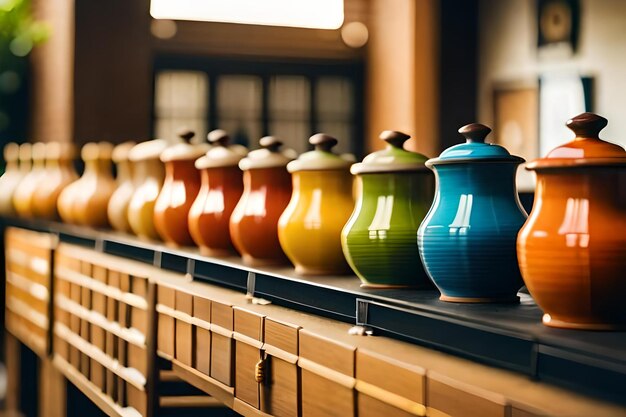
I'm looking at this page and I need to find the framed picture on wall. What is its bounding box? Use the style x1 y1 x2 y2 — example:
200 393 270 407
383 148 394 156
538 73 593 156
492 82 539 192
537 0 580 52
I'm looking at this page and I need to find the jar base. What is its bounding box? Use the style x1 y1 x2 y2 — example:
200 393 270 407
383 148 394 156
200 247 236 258
440 294 520 304
295 265 352 276
242 254 288 268
361 282 426 289
542 314 626 330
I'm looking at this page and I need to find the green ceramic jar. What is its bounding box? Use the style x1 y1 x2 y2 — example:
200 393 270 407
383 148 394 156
341 131 434 288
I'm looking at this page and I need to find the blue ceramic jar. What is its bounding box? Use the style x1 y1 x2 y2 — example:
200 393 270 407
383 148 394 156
417 123 527 303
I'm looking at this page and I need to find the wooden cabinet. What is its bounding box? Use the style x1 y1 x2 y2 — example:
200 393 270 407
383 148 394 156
4 227 55 357
261 317 301 417
355 349 426 417
426 372 509 417
298 329 356 417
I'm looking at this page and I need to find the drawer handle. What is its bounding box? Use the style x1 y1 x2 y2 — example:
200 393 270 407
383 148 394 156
255 359 266 383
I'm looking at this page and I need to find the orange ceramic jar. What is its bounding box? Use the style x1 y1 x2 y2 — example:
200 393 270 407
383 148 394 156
518 113 626 329
13 142 46 218
32 142 78 220
107 141 136 232
230 137 294 266
69 142 116 227
188 130 245 256
154 131 208 246
0 143 22 216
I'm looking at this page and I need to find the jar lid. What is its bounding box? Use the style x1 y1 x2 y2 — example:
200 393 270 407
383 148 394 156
129 139 171 162
351 131 428 174
31 142 47 162
4 142 19 162
526 112 626 170
81 142 113 161
195 129 245 169
112 141 137 163
161 129 210 162
427 123 524 167
287 133 351 172
239 136 294 170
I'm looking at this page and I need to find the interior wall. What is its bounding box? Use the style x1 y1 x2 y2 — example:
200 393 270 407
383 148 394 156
30 0 75 142
366 0 439 155
478 0 626 148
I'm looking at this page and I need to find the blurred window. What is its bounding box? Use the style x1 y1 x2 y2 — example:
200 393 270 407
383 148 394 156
153 59 363 156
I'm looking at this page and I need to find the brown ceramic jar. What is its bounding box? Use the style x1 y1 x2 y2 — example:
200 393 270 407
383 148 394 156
188 130 245 256
229 136 294 266
518 113 626 329
0 143 22 216
107 141 136 232
153 130 208 246
32 142 78 220
13 142 46 218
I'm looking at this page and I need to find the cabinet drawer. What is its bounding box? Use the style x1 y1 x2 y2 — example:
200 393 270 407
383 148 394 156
210 300 234 386
234 307 265 409
427 372 509 417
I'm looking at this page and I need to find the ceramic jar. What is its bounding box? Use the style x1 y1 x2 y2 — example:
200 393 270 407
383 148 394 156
32 142 78 220
518 113 626 329
230 136 293 266
13 142 47 218
342 131 435 287
188 130 245 256
107 141 136 232
0 143 22 216
278 133 353 275
154 131 207 246
417 123 527 302
59 142 116 227
127 139 170 239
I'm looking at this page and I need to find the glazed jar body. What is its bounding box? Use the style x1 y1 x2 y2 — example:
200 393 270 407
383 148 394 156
0 163 22 216
278 170 353 275
154 159 201 246
128 159 164 240
418 163 526 302
72 160 116 227
518 168 626 329
230 168 292 266
107 160 134 232
342 171 434 287
13 164 45 218
188 166 243 256
32 161 77 220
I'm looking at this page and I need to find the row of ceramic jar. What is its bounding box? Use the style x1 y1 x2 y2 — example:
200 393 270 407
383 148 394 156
1 113 624 330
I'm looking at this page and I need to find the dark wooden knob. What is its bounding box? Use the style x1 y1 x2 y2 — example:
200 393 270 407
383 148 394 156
380 130 410 148
566 112 608 138
259 136 282 152
458 123 492 143
309 133 338 152
177 128 195 143
207 129 230 146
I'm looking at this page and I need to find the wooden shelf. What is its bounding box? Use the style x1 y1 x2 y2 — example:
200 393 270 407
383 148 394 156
4 216 626 406
170 359 234 408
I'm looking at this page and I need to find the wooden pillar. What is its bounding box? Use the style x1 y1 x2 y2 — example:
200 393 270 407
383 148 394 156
38 359 66 417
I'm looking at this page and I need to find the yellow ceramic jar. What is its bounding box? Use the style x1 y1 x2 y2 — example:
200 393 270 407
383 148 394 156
0 143 22 216
107 141 136 232
278 133 354 275
32 142 78 220
13 142 47 218
127 139 170 240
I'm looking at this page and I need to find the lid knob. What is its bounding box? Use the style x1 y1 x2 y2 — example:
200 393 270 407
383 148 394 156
207 129 230 146
566 112 608 139
259 136 282 152
380 130 411 148
177 127 195 143
458 123 492 143
309 133 338 152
